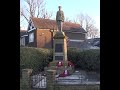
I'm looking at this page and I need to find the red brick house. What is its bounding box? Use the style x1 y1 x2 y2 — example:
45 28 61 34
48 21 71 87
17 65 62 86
26 17 87 48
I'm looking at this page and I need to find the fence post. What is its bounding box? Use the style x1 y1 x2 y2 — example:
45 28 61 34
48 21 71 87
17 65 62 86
21 69 33 90
46 70 56 90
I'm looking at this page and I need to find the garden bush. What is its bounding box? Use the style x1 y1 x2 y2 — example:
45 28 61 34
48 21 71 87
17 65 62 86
20 47 53 74
20 47 100 75
68 48 100 72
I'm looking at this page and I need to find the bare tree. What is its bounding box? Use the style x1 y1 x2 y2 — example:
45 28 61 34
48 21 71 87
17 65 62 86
77 13 84 27
20 0 53 23
87 26 100 38
72 18 78 24
65 17 72 22
41 9 53 19
76 14 99 38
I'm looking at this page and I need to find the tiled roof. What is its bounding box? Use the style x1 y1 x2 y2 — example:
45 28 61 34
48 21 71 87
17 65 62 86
31 17 86 33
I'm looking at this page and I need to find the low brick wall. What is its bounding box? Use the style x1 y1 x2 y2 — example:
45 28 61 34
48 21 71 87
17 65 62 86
54 84 100 90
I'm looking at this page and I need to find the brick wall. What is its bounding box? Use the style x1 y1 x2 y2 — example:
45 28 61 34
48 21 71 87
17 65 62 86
27 29 86 48
36 29 52 48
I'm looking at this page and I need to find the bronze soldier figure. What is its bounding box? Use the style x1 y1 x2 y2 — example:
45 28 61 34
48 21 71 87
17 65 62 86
56 6 64 32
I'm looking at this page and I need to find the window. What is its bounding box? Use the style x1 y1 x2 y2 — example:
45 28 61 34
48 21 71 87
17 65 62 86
29 32 34 42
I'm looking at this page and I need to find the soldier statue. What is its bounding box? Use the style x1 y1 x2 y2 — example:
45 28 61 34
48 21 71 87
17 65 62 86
56 6 64 32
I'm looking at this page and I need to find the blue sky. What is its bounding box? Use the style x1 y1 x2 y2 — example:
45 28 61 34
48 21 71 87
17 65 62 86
20 0 100 30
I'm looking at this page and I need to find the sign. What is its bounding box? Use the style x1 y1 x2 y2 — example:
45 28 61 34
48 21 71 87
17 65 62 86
55 44 63 52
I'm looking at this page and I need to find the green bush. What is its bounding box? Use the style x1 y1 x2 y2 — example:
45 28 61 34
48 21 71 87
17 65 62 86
20 47 53 74
68 48 100 72
20 47 100 74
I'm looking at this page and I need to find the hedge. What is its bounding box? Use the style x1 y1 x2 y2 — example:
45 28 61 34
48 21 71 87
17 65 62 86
20 47 53 74
68 48 100 72
20 47 100 74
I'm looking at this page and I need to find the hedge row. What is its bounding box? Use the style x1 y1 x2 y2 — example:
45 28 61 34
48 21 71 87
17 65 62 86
20 47 100 73
68 48 100 72
20 47 53 74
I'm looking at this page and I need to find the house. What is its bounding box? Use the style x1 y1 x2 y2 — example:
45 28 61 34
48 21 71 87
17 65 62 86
20 30 28 46
25 17 87 48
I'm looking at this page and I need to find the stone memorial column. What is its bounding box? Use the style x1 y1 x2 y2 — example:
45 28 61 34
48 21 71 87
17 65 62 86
46 6 74 75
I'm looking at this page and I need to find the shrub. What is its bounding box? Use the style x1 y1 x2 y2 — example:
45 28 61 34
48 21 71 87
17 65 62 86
68 48 100 72
20 47 53 74
20 47 100 74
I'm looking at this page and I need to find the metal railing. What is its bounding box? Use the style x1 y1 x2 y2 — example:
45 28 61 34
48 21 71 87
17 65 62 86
30 73 46 89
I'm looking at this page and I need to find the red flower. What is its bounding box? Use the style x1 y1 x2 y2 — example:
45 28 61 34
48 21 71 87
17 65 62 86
56 61 63 67
68 61 74 67
59 70 69 77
